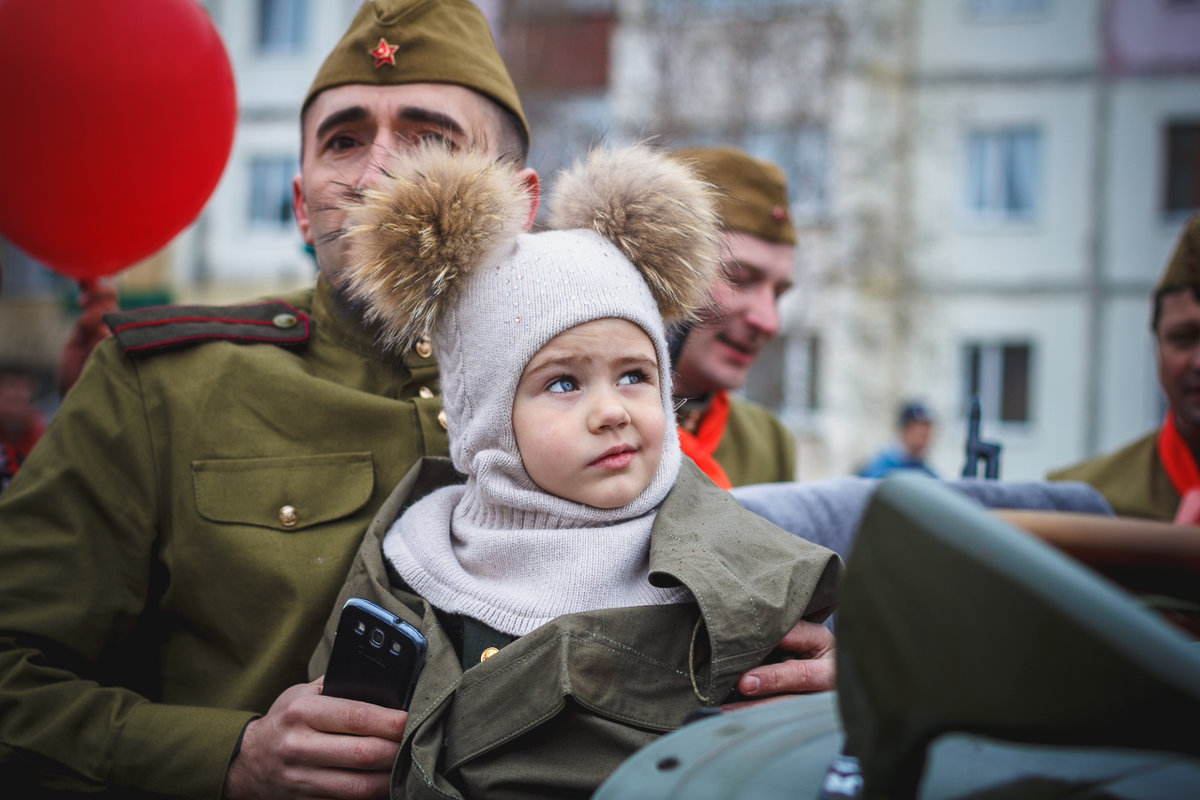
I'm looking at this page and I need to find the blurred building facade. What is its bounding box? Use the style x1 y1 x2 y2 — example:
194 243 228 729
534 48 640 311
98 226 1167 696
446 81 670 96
2 0 1197 479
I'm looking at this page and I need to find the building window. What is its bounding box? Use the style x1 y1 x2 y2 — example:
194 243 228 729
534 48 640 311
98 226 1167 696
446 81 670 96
962 341 1032 424
803 332 822 412
257 0 307 55
249 157 297 230
739 125 829 220
965 0 1049 21
654 0 827 19
788 126 828 221
965 127 1041 223
1165 120 1200 216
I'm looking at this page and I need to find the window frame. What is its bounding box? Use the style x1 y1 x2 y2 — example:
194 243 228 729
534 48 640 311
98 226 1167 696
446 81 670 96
256 0 308 57
1163 118 1200 220
963 125 1043 226
960 339 1036 428
247 155 299 232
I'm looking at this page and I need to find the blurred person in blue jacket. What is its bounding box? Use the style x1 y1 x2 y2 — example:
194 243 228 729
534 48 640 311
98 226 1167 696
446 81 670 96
857 400 938 479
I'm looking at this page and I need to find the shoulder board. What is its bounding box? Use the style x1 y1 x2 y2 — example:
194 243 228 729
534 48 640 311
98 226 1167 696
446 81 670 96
103 301 310 357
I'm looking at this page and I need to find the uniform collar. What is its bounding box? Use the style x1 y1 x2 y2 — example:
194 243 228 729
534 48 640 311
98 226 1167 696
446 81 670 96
313 276 438 376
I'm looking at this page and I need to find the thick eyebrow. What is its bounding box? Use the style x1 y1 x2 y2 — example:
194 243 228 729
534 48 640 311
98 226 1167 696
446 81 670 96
314 106 368 144
395 106 466 138
314 105 468 146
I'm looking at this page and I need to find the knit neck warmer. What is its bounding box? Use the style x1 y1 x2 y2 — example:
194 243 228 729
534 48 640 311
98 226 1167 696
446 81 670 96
383 470 689 636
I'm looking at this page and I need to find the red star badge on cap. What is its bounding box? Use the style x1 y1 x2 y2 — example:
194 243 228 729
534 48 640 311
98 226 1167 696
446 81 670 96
771 205 789 224
369 38 398 68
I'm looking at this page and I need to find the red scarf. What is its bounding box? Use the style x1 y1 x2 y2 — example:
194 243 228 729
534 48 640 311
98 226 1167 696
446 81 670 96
1157 411 1200 495
677 390 733 490
1156 411 1200 523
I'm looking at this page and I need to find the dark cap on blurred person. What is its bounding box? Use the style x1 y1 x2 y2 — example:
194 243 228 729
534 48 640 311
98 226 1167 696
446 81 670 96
898 401 932 427
1154 213 1200 296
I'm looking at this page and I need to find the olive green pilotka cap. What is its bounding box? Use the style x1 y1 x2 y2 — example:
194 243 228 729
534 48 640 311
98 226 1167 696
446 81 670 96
670 146 796 246
1154 212 1200 294
303 0 529 154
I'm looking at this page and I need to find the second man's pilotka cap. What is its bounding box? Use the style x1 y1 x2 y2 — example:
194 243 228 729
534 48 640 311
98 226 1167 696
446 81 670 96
670 146 797 246
1154 212 1200 294
303 0 530 152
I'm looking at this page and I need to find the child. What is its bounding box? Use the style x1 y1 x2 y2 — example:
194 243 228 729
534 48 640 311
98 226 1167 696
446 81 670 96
310 142 842 800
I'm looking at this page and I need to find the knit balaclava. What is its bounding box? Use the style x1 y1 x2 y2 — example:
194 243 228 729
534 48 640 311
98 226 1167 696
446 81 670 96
434 226 682 524
340 142 720 634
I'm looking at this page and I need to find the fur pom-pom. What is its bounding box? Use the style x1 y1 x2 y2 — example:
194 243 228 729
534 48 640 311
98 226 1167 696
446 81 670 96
339 143 531 352
546 143 721 322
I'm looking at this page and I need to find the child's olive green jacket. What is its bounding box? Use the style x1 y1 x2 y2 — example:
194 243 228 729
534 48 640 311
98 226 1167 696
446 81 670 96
310 458 841 800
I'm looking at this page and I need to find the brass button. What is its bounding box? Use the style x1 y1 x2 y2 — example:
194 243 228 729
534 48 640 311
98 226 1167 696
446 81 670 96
418 385 434 399
437 409 448 430
415 337 433 358
480 646 500 663
278 505 298 527
273 313 298 329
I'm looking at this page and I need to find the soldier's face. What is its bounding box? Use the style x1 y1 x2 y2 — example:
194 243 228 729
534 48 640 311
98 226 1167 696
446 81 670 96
293 83 534 284
1156 289 1200 435
672 232 794 398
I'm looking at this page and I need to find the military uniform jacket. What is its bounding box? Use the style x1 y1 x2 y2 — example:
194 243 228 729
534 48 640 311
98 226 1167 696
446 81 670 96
0 278 449 798
714 396 796 486
308 458 841 800
1047 431 1179 521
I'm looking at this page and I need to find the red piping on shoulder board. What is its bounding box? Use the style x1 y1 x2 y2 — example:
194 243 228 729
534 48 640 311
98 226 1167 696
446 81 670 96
108 301 311 356
112 313 287 333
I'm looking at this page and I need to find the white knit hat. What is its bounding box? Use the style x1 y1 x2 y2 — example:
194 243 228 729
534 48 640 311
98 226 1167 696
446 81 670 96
340 142 720 523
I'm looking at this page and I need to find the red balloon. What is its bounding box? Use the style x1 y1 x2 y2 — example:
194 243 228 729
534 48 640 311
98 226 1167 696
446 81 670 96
0 0 236 280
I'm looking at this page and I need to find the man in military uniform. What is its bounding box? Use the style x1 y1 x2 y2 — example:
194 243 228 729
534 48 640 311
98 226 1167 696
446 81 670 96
668 147 798 488
0 4 834 798
1049 213 1200 521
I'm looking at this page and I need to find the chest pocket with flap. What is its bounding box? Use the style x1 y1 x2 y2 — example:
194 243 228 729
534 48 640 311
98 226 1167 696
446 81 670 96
193 452 375 532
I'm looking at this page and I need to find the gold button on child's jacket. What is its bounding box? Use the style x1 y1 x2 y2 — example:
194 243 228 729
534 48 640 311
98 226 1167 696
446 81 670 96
437 410 448 430
416 337 433 358
419 385 434 398
278 505 298 527
480 646 500 662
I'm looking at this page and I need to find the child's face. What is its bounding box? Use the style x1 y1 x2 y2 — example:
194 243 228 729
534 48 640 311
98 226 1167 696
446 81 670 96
512 318 666 509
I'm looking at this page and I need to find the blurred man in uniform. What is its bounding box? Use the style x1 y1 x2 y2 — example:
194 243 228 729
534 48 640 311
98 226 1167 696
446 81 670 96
1049 213 1200 521
0 4 834 798
669 146 797 488
857 400 938 479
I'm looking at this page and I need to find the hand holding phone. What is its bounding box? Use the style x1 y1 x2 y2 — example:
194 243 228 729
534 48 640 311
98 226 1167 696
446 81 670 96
321 598 427 710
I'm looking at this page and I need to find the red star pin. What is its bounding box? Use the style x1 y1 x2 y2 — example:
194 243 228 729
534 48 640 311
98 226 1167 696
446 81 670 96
771 205 789 224
369 37 398 68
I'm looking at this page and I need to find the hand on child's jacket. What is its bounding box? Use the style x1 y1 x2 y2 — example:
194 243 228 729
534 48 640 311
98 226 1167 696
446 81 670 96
726 620 836 708
222 679 407 800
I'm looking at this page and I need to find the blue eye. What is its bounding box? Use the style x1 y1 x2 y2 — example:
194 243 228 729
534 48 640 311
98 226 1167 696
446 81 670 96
547 376 578 393
618 369 651 386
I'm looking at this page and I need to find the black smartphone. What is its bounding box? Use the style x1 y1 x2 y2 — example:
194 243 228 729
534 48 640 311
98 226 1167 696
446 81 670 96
321 598 427 710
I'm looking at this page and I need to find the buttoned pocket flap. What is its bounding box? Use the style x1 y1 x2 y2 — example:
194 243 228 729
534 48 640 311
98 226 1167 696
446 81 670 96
193 452 374 532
